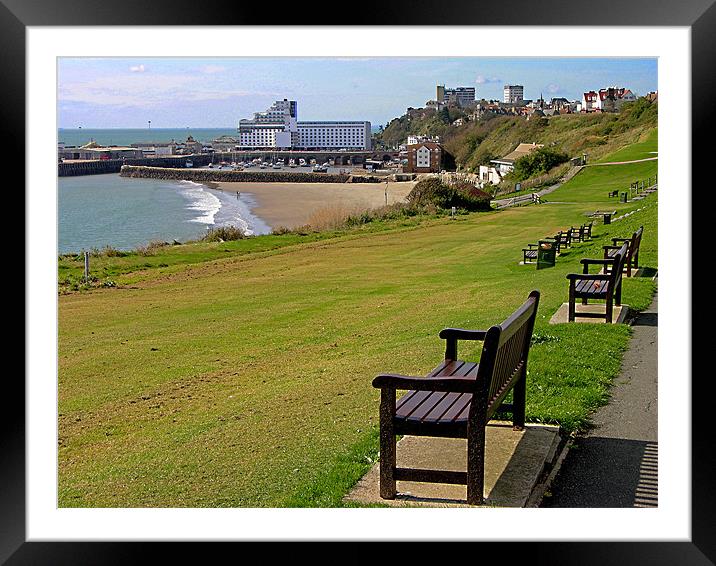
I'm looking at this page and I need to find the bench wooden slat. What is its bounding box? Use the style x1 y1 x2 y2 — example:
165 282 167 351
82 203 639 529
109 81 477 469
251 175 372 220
440 392 473 422
397 361 479 423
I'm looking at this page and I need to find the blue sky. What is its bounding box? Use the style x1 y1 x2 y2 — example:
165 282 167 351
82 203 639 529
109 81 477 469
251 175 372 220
58 57 657 129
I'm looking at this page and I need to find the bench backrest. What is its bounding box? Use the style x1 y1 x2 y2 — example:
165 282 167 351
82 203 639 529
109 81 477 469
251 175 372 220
474 290 540 420
609 242 630 286
630 226 643 260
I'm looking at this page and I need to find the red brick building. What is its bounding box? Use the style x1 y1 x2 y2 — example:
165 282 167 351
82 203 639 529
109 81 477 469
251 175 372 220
404 142 446 173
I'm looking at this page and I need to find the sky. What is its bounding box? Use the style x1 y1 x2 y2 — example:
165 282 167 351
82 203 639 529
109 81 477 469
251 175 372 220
58 57 658 129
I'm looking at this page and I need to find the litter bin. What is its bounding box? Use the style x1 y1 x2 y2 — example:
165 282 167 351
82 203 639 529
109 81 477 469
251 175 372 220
603 212 613 225
620 192 628 203
536 240 556 270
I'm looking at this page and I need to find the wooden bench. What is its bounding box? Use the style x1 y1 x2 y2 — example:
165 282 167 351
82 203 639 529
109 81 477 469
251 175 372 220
372 291 541 505
569 225 586 243
582 221 594 241
603 226 643 277
566 242 628 323
608 190 619 198
522 243 539 264
554 229 572 249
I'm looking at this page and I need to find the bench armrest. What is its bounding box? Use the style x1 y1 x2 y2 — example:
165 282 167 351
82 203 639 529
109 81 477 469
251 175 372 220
611 238 631 245
439 328 487 341
439 328 487 361
580 258 615 266
372 373 477 392
567 273 611 281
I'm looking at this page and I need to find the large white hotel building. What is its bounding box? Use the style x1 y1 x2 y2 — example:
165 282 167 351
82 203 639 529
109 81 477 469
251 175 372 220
238 99 372 150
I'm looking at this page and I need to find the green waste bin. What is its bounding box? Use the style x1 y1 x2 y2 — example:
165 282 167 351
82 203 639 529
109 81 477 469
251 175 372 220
536 240 556 270
620 192 628 203
603 212 613 224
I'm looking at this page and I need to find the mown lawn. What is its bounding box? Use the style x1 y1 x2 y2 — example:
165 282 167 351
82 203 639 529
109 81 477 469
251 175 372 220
58 140 657 508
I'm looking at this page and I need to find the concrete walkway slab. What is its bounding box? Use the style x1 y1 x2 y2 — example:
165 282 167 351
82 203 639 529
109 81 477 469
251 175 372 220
549 302 630 324
344 422 562 507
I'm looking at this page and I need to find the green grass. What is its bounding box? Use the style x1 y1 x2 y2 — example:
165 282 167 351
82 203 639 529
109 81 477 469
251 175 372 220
58 137 657 508
592 128 658 163
58 212 465 289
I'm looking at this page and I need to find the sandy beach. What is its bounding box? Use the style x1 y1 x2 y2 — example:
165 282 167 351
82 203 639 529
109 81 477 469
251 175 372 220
215 181 417 229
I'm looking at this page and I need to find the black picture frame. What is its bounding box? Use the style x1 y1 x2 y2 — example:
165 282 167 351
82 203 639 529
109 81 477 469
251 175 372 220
9 0 711 562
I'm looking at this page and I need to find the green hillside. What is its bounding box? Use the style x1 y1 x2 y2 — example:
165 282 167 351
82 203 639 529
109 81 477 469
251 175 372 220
375 98 657 174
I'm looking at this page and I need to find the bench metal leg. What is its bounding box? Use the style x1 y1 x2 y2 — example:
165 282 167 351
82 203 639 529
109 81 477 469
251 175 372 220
379 389 397 499
467 423 486 505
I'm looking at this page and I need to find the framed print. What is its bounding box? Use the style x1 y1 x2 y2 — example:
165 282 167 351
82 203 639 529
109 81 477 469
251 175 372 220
9 0 713 561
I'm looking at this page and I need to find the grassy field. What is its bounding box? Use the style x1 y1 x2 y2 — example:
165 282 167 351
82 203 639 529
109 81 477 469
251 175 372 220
58 140 658 507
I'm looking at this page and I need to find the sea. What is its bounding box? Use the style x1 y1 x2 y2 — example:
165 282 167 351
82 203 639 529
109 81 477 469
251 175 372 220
58 174 272 255
58 128 238 147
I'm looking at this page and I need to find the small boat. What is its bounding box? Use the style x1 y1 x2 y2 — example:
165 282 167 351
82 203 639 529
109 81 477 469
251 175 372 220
185 160 193 168
299 158 307 167
272 162 282 169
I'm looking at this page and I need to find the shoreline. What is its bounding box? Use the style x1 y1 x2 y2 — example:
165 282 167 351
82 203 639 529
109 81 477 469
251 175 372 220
214 181 417 229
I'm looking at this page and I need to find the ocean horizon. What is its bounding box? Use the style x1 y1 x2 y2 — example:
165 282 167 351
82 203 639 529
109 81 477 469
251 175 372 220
58 125 383 148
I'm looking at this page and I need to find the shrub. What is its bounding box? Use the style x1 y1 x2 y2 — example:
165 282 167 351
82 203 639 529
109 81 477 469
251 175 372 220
510 147 570 182
407 177 492 211
135 240 171 256
89 245 128 258
201 226 246 242
307 205 360 232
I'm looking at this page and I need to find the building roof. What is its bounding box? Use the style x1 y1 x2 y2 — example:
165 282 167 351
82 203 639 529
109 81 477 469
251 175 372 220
407 142 442 151
493 142 544 163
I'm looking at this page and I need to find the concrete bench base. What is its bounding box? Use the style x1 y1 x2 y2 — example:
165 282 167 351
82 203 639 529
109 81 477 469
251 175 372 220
344 422 563 508
549 302 630 324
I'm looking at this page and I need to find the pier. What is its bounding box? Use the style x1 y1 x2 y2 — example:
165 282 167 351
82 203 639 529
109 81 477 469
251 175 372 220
59 150 400 177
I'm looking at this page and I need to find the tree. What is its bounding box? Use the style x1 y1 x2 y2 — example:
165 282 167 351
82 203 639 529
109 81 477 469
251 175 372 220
439 106 451 124
511 147 570 181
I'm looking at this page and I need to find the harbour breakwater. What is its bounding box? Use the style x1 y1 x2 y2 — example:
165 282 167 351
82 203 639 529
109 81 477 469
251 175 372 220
59 155 214 177
120 165 353 184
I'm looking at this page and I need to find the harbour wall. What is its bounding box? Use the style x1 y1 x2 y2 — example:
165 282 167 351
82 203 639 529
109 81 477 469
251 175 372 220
119 165 354 184
59 155 214 177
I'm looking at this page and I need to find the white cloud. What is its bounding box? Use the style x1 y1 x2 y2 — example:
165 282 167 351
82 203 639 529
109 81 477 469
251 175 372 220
129 64 146 73
59 72 278 108
475 75 501 85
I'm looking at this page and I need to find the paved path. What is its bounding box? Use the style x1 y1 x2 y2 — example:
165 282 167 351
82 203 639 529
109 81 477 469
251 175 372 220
586 156 658 166
492 165 584 209
541 290 658 507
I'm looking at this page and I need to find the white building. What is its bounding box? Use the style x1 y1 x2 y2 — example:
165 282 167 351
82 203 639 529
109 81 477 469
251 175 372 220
582 87 637 112
407 134 439 146
297 121 371 150
503 84 524 104
478 142 544 184
237 99 371 150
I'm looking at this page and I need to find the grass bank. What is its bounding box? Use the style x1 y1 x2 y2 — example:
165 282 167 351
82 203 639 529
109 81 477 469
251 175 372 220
58 141 657 508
